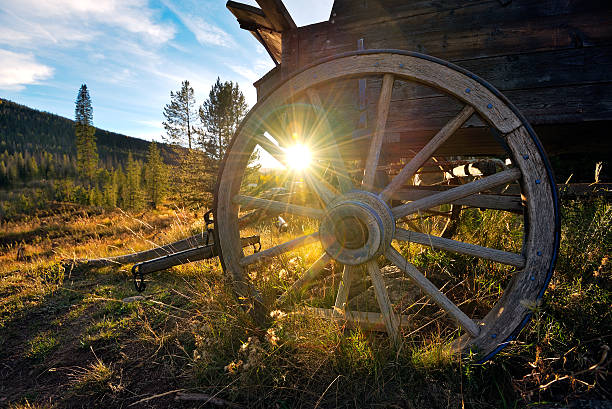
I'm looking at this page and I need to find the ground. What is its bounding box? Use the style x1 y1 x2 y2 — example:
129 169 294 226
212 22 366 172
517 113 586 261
0 200 609 408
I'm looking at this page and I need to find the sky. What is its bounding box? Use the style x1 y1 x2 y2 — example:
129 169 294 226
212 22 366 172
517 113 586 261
0 0 334 142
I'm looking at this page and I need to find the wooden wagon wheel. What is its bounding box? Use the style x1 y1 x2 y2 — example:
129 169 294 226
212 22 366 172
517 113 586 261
213 50 560 361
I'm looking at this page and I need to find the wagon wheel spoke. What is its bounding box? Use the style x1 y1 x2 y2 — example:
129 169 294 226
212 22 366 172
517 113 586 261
389 189 523 213
380 105 475 202
252 133 287 166
391 168 522 220
385 247 481 338
333 264 357 314
366 260 401 343
362 73 394 190
233 195 324 219
395 228 525 268
276 252 332 304
239 233 320 267
253 133 336 205
302 172 337 205
306 88 354 193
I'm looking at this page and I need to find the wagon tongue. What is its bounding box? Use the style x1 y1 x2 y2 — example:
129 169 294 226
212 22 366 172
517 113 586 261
131 234 260 292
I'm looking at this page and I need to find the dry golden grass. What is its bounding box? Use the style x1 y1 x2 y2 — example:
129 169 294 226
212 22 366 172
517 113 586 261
0 198 609 408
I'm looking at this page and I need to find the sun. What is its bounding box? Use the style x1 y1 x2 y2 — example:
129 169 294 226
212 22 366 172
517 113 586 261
284 144 312 171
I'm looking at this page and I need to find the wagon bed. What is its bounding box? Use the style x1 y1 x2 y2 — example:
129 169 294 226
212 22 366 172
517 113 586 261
229 0 612 165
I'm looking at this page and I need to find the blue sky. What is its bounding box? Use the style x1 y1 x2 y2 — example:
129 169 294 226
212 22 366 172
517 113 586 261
0 0 333 142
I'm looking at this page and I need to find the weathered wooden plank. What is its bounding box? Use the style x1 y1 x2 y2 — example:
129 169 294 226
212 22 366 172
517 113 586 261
306 307 413 332
290 0 612 73
286 45 612 108
136 236 259 275
227 1 282 63
355 82 612 131
458 46 612 91
255 29 282 63
255 0 296 31
391 188 523 213
254 66 281 100
330 0 607 33
395 228 526 268
239 232 319 266
227 1 275 30
299 81 612 159
392 168 522 219
330 0 490 26
79 232 210 267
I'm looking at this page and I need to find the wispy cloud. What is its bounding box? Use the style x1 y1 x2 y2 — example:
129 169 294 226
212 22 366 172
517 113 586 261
160 0 235 47
227 59 275 82
0 50 54 91
0 0 175 48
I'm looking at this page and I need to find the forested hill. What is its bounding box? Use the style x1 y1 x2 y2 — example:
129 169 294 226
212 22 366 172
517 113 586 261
0 98 177 167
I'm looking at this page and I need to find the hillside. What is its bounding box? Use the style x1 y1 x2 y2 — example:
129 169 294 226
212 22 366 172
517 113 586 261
0 98 178 167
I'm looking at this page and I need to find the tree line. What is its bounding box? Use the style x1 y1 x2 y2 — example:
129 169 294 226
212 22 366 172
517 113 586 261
0 98 170 165
0 78 248 218
71 84 169 210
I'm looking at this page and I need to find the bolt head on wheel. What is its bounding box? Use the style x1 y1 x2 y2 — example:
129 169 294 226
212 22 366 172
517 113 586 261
319 191 395 265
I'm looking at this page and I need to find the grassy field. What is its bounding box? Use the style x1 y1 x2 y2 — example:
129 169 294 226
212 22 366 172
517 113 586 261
0 198 609 408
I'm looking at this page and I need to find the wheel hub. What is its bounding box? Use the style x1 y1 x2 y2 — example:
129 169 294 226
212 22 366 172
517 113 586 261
319 191 395 265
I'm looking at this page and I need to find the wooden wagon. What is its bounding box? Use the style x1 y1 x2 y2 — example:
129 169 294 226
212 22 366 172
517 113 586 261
91 0 610 362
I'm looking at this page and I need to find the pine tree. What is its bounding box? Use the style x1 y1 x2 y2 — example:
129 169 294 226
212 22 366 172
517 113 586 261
199 77 248 163
103 170 119 208
27 156 38 180
144 142 168 208
125 152 143 210
162 80 197 149
197 78 249 201
0 161 7 187
75 84 98 182
176 148 211 207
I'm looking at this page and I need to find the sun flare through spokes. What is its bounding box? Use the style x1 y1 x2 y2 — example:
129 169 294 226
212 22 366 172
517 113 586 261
284 144 312 171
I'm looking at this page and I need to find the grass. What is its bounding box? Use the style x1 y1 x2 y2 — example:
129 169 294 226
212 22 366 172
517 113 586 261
0 197 609 408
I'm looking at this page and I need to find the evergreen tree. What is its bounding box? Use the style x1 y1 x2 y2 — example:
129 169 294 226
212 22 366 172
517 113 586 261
102 174 117 207
176 149 210 207
74 84 98 182
144 142 168 208
199 77 248 162
196 78 249 202
0 161 7 186
27 156 38 180
162 80 197 149
125 152 143 210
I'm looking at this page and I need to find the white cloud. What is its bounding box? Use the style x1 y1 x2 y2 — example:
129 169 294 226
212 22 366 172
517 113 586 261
136 119 164 129
0 0 175 47
0 50 54 90
227 65 261 82
160 0 234 47
227 59 275 82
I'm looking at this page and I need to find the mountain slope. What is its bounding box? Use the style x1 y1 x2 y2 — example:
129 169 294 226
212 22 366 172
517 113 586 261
0 98 178 166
